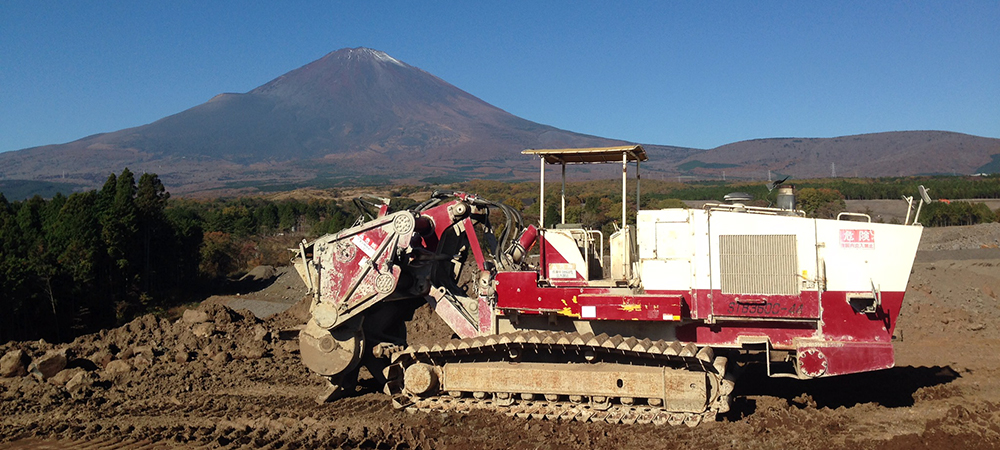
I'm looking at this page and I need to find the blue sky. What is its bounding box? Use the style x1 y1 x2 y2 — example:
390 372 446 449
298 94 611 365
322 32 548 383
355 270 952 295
1 1 997 153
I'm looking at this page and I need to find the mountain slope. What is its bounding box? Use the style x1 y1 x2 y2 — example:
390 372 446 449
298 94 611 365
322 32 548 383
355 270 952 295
113 48 616 163
0 48 660 194
677 131 1000 179
0 48 997 197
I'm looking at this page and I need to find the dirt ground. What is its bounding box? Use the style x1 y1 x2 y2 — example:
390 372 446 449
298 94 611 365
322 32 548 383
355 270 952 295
3 223 1000 449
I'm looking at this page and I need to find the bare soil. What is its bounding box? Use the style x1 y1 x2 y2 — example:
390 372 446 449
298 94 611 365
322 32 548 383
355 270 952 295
3 224 1000 449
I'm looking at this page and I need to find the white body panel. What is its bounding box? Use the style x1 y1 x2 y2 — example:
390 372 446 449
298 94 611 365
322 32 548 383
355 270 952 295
816 220 921 293
542 229 589 280
637 209 921 294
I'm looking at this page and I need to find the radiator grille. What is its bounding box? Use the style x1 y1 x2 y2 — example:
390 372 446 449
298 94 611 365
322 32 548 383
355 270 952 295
719 234 799 295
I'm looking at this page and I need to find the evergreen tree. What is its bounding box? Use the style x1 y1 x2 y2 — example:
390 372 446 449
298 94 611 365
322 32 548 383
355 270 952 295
51 192 113 332
99 169 140 319
256 203 280 233
136 173 169 294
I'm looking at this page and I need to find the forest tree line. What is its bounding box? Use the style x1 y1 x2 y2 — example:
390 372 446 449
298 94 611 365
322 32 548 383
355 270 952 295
0 169 353 344
3 172 999 344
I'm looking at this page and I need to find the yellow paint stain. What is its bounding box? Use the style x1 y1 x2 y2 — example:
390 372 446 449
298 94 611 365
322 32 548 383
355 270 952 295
572 296 578 304
561 299 568 306
621 304 642 312
558 307 581 318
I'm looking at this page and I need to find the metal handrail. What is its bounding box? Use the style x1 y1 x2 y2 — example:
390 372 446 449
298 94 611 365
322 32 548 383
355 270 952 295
587 230 605 267
702 203 807 217
565 228 604 269
836 212 872 222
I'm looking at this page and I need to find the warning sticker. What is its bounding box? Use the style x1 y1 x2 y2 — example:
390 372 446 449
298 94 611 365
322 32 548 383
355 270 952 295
840 229 875 249
548 263 577 279
352 233 379 258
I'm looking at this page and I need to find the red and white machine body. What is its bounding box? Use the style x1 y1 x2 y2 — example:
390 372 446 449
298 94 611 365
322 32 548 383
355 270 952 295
497 206 921 379
295 145 924 422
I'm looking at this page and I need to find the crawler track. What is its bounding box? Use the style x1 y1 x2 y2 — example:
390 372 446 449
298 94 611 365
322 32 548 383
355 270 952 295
384 331 734 426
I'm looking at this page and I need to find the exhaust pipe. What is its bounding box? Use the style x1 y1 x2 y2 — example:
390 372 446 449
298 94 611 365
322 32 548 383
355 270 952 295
776 185 796 211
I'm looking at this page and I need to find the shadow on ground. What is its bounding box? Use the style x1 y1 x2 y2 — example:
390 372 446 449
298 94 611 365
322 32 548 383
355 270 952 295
726 364 961 419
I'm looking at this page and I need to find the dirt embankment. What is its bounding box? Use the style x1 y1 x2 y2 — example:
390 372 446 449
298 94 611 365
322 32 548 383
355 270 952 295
2 224 1000 449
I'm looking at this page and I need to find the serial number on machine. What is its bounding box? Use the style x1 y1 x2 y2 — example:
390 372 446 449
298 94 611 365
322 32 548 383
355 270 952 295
726 302 805 315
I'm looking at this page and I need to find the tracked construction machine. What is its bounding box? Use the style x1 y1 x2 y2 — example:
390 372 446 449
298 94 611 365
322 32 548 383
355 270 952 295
292 145 925 426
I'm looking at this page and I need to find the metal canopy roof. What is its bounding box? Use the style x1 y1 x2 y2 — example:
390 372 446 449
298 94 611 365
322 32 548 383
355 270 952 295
522 145 648 164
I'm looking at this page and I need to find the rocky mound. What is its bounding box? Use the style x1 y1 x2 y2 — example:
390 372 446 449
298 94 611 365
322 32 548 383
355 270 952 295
0 303 331 446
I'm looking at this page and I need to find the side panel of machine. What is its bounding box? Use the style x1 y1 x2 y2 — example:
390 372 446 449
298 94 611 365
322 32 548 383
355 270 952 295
495 271 684 322
640 209 823 350
638 209 822 321
706 211 821 320
539 229 590 283
637 209 712 318
638 209 694 290
813 220 922 341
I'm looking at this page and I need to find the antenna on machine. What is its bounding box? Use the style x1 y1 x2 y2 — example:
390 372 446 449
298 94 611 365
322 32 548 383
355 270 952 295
904 185 933 225
768 175 790 192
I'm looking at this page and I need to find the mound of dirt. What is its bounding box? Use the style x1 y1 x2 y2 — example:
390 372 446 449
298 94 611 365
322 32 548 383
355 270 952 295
919 222 1000 251
202 266 310 319
241 265 278 281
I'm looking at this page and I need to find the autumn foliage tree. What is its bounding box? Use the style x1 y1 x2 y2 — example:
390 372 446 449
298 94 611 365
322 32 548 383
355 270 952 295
796 188 847 219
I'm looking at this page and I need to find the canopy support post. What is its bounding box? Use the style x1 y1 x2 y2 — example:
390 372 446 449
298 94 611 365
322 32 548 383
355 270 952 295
561 162 566 225
539 157 545 228
636 158 641 215
622 152 627 227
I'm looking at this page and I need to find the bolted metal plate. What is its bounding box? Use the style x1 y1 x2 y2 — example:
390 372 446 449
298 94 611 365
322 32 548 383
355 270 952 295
797 348 828 378
392 213 415 235
375 273 397 294
332 240 357 263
